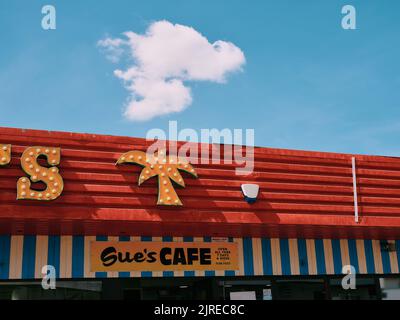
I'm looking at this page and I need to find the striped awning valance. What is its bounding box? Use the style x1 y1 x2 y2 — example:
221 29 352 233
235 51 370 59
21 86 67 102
0 236 398 280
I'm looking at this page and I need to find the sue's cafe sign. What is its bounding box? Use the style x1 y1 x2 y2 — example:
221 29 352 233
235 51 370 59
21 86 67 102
90 241 239 272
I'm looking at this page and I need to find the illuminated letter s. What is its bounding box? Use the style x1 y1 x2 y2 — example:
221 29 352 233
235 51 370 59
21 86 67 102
17 146 64 200
0 144 11 166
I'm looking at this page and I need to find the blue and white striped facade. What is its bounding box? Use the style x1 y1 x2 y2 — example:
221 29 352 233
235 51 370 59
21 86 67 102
0 235 399 280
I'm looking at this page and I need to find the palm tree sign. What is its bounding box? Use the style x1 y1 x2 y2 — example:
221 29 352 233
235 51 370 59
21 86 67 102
116 150 198 206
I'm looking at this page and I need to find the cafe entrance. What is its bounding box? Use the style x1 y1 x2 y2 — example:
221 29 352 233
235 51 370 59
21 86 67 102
0 276 397 300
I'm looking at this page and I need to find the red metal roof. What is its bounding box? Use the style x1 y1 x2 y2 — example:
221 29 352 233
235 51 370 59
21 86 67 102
1 126 400 239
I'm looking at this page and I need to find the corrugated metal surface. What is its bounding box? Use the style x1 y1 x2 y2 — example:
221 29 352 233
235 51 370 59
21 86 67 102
2 127 400 238
0 235 399 279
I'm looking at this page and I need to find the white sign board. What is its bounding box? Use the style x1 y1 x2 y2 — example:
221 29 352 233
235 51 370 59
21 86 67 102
229 291 256 300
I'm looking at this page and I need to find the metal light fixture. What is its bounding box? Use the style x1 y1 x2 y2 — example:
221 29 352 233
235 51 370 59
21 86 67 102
241 184 259 204
380 240 397 252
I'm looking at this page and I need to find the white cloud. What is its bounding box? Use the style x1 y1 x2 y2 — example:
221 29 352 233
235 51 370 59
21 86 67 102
98 20 245 121
97 37 126 63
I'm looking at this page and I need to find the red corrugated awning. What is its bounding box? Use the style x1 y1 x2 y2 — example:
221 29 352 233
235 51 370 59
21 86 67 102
1 126 400 239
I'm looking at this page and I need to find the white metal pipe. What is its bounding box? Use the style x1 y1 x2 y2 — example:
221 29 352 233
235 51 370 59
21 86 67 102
351 157 359 223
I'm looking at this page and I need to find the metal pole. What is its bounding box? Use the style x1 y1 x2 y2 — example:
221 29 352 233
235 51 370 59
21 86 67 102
351 157 359 223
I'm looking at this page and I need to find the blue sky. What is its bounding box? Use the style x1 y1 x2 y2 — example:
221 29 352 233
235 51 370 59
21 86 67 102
1 0 400 156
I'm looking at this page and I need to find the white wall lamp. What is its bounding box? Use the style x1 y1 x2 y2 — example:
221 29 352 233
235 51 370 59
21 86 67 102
241 184 259 204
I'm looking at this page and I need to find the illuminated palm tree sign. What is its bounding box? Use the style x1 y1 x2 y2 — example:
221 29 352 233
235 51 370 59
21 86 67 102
116 150 198 206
